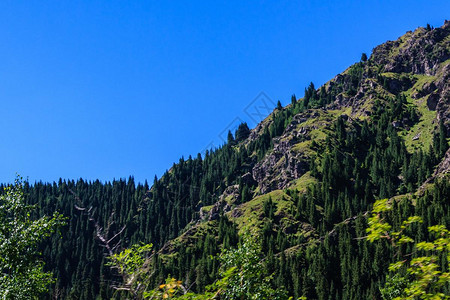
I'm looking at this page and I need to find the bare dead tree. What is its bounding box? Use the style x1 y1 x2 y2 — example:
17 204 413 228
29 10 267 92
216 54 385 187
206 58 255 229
68 187 190 298
69 188 126 257
69 188 145 297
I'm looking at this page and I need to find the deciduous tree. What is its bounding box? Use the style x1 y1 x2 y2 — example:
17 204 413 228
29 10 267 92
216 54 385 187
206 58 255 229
0 176 65 299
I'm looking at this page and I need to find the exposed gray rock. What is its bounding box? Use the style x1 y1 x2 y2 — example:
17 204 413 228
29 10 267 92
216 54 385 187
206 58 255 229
435 63 450 134
252 112 314 194
385 75 415 94
371 21 450 76
200 185 238 221
419 148 450 194
435 148 450 177
207 200 231 221
249 22 450 196
427 92 440 110
413 81 437 99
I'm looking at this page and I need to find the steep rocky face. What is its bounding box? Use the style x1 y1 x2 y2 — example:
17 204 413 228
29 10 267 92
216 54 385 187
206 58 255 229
249 21 450 194
435 148 450 177
435 62 450 133
199 185 237 221
252 113 311 193
328 76 391 117
371 21 450 76
372 21 450 133
419 147 450 194
252 110 329 193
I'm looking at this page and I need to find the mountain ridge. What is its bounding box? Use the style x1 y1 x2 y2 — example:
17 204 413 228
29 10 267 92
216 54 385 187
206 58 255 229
150 20 450 297
19 21 450 299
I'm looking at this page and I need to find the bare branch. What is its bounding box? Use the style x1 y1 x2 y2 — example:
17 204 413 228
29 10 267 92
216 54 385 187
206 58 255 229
68 187 126 257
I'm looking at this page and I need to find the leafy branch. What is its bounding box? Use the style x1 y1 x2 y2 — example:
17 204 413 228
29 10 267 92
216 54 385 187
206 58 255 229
366 199 450 300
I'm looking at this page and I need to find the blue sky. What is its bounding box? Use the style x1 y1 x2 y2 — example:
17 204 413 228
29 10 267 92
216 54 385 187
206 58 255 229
1 1 449 184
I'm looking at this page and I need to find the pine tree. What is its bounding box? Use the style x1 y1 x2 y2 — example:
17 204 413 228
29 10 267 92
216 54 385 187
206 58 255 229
0 177 65 298
227 130 235 146
277 100 283 110
361 53 368 62
235 122 250 142
291 94 297 106
438 120 448 158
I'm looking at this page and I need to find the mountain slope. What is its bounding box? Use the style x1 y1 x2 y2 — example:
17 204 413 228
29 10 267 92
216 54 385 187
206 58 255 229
23 21 450 299
147 20 450 299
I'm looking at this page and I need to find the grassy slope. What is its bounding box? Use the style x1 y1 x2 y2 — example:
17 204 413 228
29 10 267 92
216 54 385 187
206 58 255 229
401 73 437 152
161 28 448 261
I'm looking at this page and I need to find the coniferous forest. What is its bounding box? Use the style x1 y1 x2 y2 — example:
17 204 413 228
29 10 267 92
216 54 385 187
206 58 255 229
1 21 450 300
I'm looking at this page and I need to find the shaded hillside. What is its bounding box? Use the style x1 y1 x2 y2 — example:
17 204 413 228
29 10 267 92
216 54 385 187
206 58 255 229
23 21 450 299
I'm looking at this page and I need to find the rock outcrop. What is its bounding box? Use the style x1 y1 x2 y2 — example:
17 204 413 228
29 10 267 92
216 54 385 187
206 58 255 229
434 148 450 177
371 21 450 76
435 62 450 134
248 21 450 194
252 112 318 193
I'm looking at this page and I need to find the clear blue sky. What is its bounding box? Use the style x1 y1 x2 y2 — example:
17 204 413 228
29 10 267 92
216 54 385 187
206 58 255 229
1 1 448 184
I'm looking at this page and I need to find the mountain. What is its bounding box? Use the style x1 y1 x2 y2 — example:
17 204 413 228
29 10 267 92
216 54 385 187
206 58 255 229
22 21 450 299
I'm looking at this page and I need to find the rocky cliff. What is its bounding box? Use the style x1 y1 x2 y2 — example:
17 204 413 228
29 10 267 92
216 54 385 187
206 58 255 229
249 21 450 194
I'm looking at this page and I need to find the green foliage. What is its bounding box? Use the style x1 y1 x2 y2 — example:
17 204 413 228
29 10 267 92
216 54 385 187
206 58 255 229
216 234 289 300
106 233 290 300
17 24 450 299
437 119 449 158
367 199 450 299
277 100 283 110
227 130 235 146
346 62 364 96
235 122 250 143
0 176 65 299
144 277 186 299
361 53 368 62
291 94 297 106
107 243 189 299
380 273 409 300
107 243 153 297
